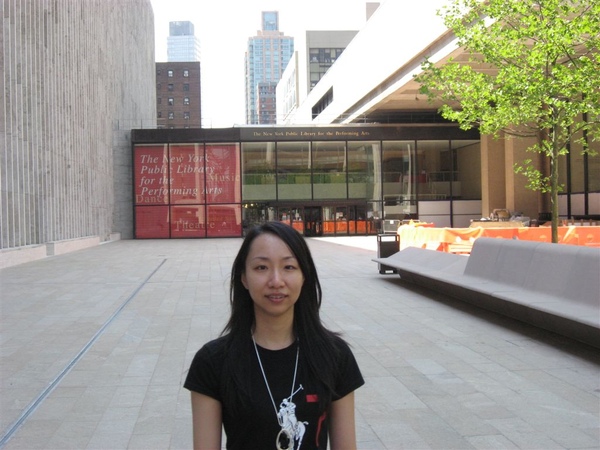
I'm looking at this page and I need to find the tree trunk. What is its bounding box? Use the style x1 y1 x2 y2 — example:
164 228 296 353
551 128 560 243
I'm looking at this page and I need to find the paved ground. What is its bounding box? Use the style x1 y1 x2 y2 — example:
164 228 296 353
0 236 598 449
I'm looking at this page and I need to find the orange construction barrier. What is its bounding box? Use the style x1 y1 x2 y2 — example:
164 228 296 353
398 225 600 253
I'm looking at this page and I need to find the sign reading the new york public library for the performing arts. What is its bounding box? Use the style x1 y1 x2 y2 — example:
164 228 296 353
133 144 241 238
240 126 373 141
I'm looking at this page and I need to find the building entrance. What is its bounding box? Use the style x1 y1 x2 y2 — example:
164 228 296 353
304 207 322 237
242 202 379 237
271 203 377 237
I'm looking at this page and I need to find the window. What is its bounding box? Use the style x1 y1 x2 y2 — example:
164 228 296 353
348 141 379 200
312 88 333 119
168 112 174 119
382 141 417 217
313 141 347 200
277 142 312 200
157 69 162 76
168 84 174 91
452 140 481 200
183 70 189 77
183 97 190 105
157 111 162 118
242 142 277 198
157 98 162 105
168 70 174 77
184 112 190 120
157 83 161 90
168 98 174 106
416 140 455 200
183 84 189 91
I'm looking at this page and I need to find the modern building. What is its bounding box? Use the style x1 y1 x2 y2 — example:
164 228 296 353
245 11 294 124
285 0 599 222
131 0 598 240
1 0 156 268
307 30 359 92
3 0 596 262
276 2 379 124
156 62 202 128
277 30 358 124
167 21 201 62
131 123 479 239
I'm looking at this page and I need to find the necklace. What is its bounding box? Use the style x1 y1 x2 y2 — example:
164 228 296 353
252 335 306 450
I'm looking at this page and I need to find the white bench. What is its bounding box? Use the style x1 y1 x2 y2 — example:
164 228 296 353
373 238 600 348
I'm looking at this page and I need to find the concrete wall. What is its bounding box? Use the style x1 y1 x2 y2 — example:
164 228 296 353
1 0 156 264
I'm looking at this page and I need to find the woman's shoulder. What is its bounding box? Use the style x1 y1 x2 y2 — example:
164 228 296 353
189 335 229 367
329 332 354 353
185 335 231 395
197 334 230 357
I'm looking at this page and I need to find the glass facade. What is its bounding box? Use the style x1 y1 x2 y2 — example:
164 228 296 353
132 126 485 238
558 126 600 218
313 141 347 199
277 141 312 200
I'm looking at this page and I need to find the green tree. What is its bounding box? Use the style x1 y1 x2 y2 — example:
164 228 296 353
416 0 600 243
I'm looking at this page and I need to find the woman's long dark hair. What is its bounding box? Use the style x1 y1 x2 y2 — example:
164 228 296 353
221 221 343 413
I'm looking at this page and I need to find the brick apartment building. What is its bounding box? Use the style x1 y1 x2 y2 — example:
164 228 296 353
257 82 277 124
156 62 201 128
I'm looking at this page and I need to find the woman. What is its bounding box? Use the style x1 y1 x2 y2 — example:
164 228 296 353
184 221 364 450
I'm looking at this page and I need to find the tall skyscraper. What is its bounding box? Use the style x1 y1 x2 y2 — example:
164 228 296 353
167 21 201 62
245 11 294 124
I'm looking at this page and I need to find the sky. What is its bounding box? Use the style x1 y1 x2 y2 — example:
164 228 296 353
149 0 378 127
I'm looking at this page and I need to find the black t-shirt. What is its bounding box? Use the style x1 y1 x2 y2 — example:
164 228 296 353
184 335 364 450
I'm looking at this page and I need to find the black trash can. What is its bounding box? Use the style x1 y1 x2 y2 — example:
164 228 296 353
377 234 400 274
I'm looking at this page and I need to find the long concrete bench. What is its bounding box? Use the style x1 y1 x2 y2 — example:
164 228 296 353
373 237 600 348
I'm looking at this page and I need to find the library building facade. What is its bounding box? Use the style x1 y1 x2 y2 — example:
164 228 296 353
131 124 481 238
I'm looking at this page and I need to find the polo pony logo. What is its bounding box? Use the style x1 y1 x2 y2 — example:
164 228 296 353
276 385 308 450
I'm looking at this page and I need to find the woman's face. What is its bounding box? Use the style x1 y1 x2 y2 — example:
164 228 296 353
241 233 305 321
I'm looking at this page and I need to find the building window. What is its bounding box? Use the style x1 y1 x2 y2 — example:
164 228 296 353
157 69 162 76
183 97 190 105
157 111 162 118
168 84 174 91
184 112 190 120
277 141 311 201
168 112 174 119
168 70 174 77
242 142 277 201
183 84 189 91
157 98 162 105
312 87 334 119
168 98 174 106
183 70 189 77
157 83 161 90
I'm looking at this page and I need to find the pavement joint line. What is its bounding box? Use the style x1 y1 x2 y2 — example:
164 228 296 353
0 258 167 448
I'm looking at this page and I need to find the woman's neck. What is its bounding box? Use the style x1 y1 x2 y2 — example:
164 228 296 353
252 320 295 350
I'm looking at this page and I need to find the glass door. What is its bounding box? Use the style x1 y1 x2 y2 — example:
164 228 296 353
304 207 322 237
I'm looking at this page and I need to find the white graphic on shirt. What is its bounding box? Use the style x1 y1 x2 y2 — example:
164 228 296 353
276 385 308 450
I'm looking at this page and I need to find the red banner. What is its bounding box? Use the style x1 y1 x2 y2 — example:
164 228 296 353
169 145 206 204
133 144 242 238
207 204 242 237
134 145 169 205
206 144 240 204
135 206 170 238
171 205 206 238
